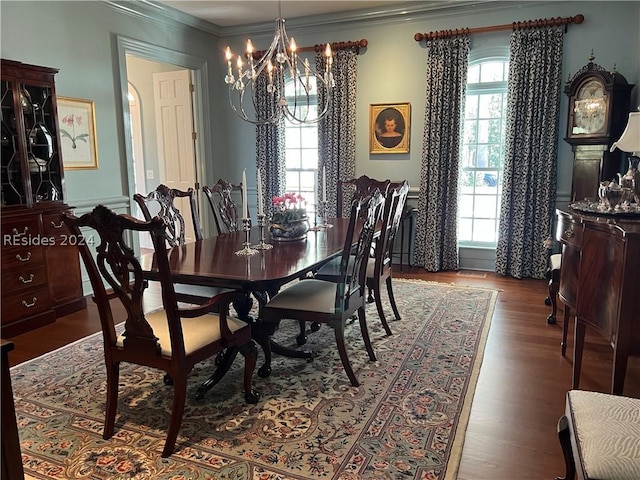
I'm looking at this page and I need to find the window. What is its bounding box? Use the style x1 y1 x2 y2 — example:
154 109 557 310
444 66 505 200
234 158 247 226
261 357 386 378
284 75 319 216
458 59 509 246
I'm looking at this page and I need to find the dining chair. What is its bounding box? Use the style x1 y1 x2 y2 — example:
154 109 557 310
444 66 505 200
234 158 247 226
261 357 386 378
62 205 260 457
202 178 245 235
315 181 410 336
134 184 229 306
260 190 385 387
336 175 391 218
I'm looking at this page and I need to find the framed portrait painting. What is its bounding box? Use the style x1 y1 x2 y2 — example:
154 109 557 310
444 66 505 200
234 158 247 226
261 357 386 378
370 103 410 154
57 97 99 170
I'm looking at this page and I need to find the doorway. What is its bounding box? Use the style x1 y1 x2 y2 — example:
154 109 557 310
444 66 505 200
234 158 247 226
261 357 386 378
116 35 213 253
126 55 198 248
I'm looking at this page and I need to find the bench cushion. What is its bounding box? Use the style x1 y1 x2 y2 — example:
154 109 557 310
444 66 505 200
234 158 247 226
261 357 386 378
567 390 640 480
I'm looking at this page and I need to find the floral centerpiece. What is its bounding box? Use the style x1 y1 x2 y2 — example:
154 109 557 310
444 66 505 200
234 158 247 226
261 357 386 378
269 192 309 241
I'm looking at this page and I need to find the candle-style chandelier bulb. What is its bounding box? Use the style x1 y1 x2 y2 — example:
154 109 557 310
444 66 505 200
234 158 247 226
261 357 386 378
224 16 333 125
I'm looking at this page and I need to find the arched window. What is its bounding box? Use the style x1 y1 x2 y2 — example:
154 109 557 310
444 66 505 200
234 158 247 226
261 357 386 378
458 58 509 246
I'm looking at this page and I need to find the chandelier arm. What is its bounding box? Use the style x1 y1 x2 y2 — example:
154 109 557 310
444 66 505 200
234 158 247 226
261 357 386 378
224 15 334 125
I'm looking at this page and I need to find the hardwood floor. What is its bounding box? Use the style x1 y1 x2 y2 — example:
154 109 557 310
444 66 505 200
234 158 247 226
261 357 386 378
6 268 640 479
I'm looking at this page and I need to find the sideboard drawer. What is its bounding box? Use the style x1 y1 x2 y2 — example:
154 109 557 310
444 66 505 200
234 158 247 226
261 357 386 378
1 246 44 266
557 214 583 248
1 286 51 325
1 263 48 295
1 215 42 240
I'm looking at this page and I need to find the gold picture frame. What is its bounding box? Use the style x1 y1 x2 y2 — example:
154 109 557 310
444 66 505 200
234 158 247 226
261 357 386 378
370 103 410 154
58 96 99 170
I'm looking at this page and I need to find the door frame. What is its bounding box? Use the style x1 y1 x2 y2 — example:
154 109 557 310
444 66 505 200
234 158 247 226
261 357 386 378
116 35 213 248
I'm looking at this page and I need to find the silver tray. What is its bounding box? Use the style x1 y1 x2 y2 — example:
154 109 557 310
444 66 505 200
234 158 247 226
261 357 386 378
569 200 640 218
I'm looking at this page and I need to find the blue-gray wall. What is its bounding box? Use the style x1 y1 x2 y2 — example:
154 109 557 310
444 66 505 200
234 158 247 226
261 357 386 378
1 1 639 271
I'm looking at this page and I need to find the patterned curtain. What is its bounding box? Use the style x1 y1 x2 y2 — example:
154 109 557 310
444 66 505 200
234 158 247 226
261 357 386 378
317 49 358 217
414 36 469 272
495 28 564 279
255 72 286 218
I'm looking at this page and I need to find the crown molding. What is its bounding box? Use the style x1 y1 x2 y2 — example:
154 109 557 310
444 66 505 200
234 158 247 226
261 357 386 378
105 1 544 39
105 1 223 36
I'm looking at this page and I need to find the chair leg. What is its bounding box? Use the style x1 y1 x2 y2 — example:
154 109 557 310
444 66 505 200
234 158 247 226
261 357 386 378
358 306 377 363
162 376 188 458
385 276 401 321
373 282 393 336
561 306 571 357
103 361 120 440
547 273 559 324
296 320 308 346
334 322 359 387
555 415 576 480
239 341 260 404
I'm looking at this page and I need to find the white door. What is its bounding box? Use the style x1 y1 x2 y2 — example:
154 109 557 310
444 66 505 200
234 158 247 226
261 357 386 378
153 69 198 242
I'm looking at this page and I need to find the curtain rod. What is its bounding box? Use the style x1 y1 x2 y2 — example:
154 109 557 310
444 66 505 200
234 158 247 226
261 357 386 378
414 14 584 42
254 39 368 58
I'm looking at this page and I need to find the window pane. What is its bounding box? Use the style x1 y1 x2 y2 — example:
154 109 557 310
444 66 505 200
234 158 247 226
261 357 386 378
459 218 472 241
300 127 317 147
465 95 478 118
478 93 502 118
472 219 497 242
473 195 497 217
286 149 301 169
476 145 488 168
460 171 474 189
461 145 476 168
480 62 505 82
459 194 474 216
286 130 300 148
286 171 300 191
477 119 491 143
467 65 480 84
463 119 477 143
301 150 318 169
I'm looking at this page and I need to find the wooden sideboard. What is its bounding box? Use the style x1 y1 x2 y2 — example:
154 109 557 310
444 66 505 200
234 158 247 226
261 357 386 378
556 208 640 395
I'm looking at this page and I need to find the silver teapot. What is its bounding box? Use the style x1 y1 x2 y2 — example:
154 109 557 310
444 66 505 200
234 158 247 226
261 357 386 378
598 180 625 211
617 156 640 204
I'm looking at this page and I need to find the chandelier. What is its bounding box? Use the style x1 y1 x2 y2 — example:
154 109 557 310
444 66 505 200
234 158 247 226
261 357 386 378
224 6 334 125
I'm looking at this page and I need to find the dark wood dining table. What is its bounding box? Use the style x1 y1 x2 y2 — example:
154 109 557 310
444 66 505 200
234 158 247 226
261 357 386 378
140 218 351 378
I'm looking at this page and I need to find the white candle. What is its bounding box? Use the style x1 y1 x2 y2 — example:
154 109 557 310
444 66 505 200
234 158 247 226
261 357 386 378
257 168 264 216
322 166 327 203
242 169 248 219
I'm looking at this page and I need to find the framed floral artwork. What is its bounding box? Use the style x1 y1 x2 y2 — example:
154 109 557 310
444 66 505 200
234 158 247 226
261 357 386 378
58 96 99 170
370 103 410 154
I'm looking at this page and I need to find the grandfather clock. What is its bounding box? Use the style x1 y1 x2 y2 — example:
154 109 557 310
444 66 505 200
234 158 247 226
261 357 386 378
564 55 634 201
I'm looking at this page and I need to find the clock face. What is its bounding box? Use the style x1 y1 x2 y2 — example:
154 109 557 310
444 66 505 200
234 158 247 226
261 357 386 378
571 79 607 135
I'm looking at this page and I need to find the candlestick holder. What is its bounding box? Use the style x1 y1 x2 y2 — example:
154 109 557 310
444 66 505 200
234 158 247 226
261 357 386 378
318 200 333 229
252 214 273 249
309 205 323 231
235 218 258 256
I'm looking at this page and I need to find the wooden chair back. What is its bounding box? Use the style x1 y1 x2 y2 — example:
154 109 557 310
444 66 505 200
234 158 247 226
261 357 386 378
336 175 390 218
202 178 245 234
133 184 202 247
339 189 385 307
62 205 259 457
374 180 409 277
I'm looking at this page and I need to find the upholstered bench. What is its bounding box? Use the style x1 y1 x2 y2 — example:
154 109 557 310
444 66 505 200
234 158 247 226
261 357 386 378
556 390 640 480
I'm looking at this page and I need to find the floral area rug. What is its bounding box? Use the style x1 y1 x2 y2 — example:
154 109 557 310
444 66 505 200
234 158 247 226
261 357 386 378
13 279 497 480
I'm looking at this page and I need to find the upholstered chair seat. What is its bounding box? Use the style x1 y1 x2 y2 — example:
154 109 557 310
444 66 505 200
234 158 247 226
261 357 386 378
556 390 640 480
117 310 249 357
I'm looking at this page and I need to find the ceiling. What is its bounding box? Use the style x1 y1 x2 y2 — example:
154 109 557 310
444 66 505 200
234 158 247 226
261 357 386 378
154 1 446 28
